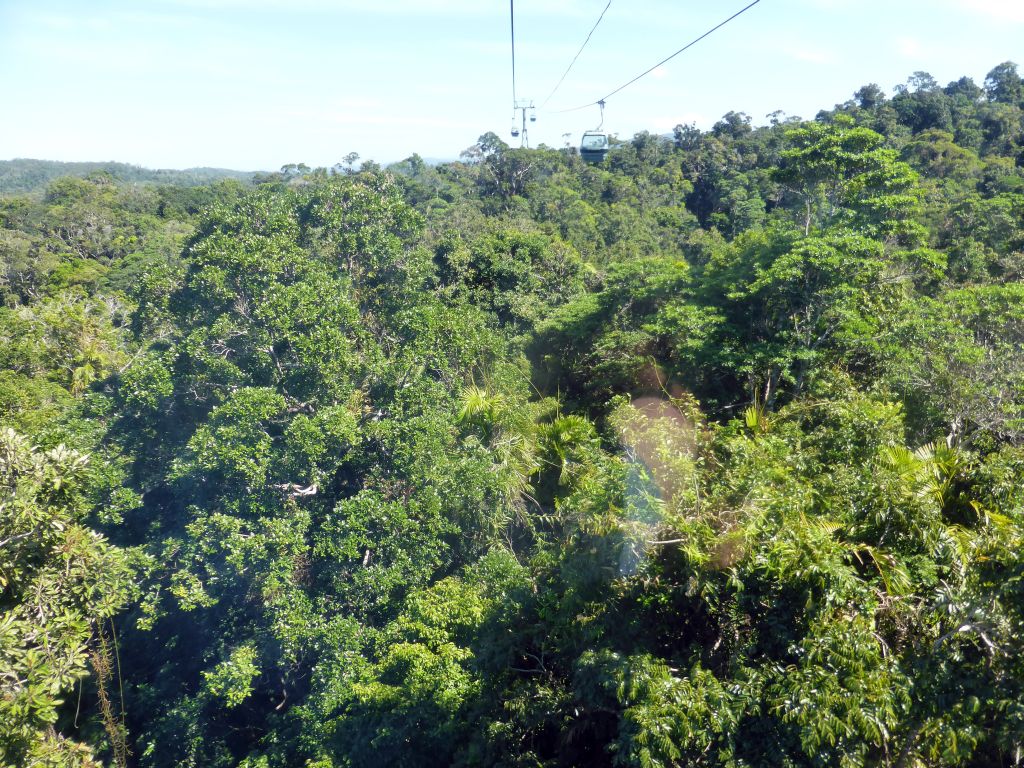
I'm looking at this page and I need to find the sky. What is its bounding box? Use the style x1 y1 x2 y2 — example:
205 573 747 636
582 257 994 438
1 0 1022 171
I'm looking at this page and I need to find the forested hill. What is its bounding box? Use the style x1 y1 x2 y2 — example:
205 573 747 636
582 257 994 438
2 63 1023 768
0 158 255 196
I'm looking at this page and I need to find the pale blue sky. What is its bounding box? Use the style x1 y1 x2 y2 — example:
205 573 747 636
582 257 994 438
1 0 1021 170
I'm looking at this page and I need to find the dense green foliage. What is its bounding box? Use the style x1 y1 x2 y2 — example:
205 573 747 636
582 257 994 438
2 63 1023 767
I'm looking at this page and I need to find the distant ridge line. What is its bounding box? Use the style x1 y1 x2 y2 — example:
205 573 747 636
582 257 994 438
0 158 256 196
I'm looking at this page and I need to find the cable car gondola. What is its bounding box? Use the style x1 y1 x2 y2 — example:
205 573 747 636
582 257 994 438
580 100 609 163
580 131 609 163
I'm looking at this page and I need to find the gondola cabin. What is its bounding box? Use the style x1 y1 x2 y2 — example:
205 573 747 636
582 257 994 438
580 131 609 163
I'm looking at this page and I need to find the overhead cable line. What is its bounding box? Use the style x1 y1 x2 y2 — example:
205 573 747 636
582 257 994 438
507 0 516 104
552 0 762 113
508 0 536 146
540 0 613 109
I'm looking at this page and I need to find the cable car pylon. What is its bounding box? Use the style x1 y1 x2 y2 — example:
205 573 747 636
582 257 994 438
512 99 536 147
